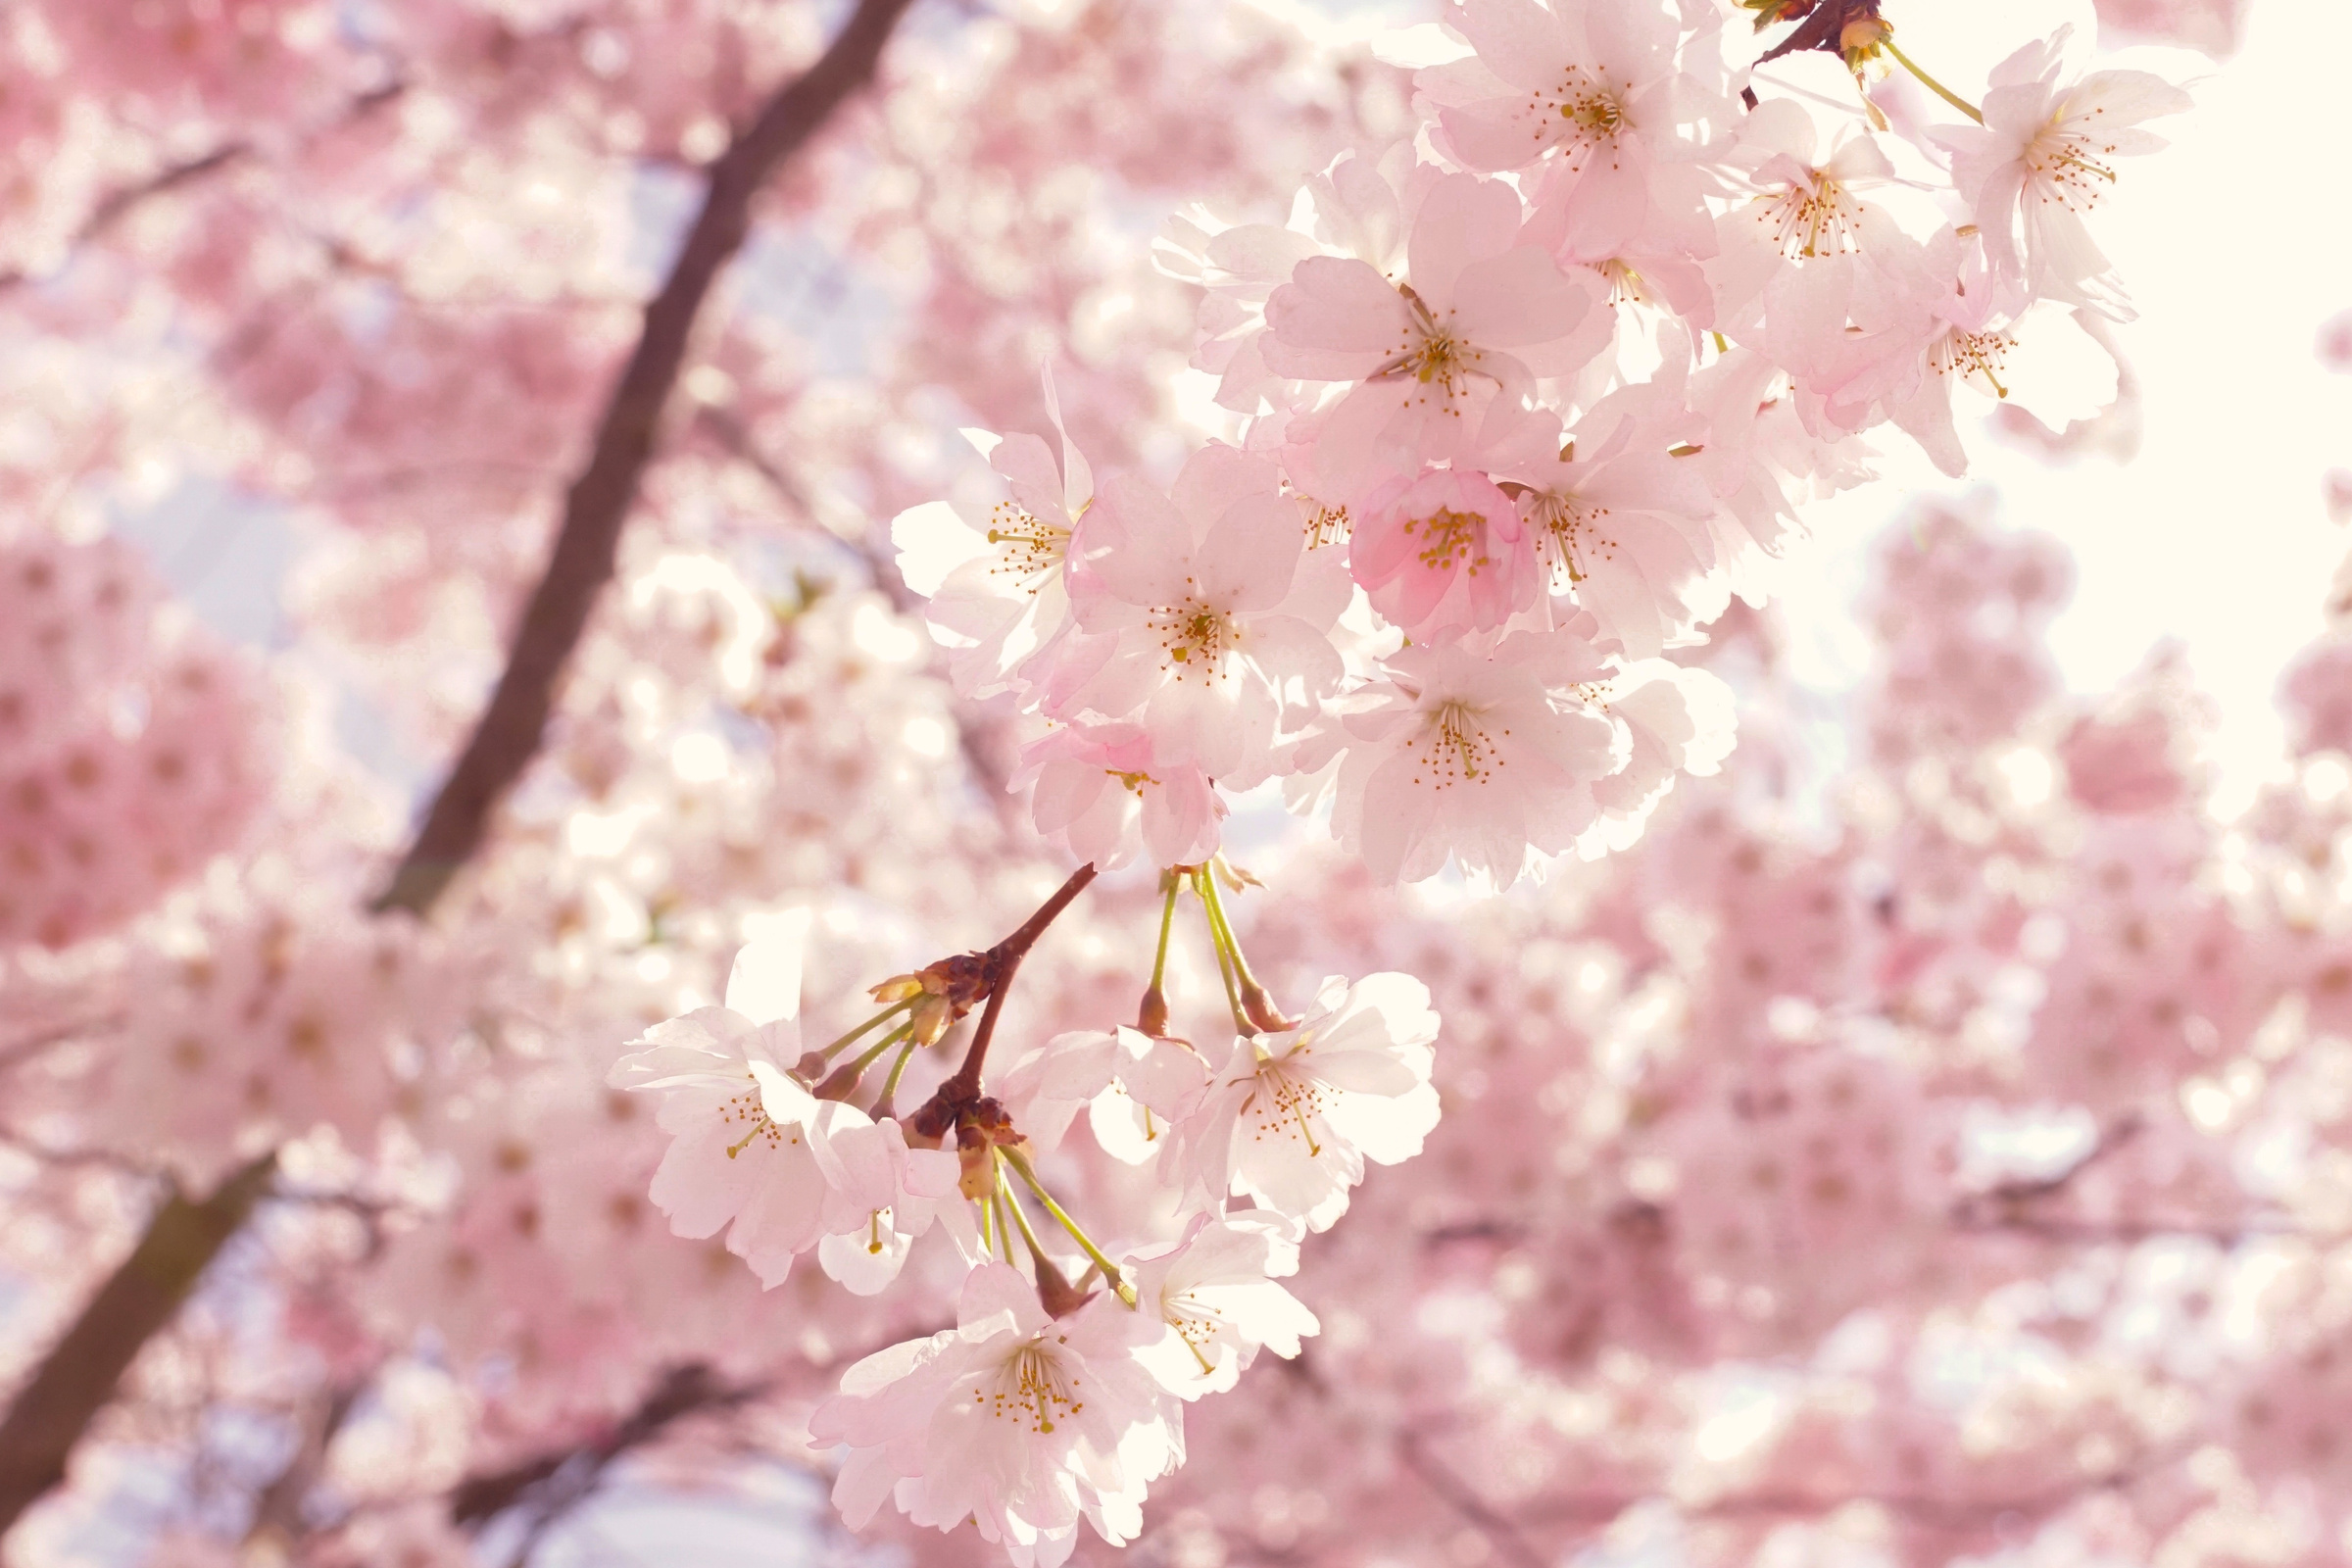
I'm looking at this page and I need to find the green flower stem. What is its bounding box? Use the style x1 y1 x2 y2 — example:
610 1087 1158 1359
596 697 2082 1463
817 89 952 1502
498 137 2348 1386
1002 1148 1138 1306
1883 36 1984 124
1194 870 1250 1030
1150 870 1182 994
816 998 913 1062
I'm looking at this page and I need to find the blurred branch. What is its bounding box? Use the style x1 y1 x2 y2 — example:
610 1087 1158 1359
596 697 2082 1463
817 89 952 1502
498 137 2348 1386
0 1151 278 1535
372 0 922 916
1396 1435 1547 1568
0 80 408 295
448 1361 768 1565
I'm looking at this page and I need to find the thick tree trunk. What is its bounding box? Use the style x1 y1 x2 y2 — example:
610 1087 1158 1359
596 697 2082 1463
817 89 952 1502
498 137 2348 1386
372 0 920 916
0 1152 277 1533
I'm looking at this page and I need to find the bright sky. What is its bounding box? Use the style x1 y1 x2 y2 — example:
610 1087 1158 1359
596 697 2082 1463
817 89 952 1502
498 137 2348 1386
1756 0 2352 812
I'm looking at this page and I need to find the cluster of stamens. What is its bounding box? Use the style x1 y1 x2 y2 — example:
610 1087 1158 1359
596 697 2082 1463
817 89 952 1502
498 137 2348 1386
1372 286 1490 416
1403 508 1490 577
1304 502 1350 549
721 1079 797 1159
1524 65 1627 167
1402 701 1507 789
1105 768 1158 795
1241 1066 1330 1156
1165 1291 1230 1376
2026 115 2122 214
1529 492 1614 587
1930 326 2013 396
984 502 1069 592
1149 591 1236 680
1752 169 1868 260
979 1343 1084 1435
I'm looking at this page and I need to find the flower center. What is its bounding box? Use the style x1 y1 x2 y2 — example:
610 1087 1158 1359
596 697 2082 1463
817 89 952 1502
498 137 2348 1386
1403 701 1505 789
2026 125 2120 213
1528 491 1613 586
1929 327 2012 397
722 1080 799 1158
1152 598 1237 679
1401 507 1492 577
979 1343 1084 1435
1242 1064 1330 1156
1162 1289 1230 1375
1105 767 1158 794
1752 169 1869 260
984 503 1070 592
1531 66 1626 164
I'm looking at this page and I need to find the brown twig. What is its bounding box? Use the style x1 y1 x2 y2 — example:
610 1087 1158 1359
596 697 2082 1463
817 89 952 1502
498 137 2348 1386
938 864 1099 1104
0 1151 279 1533
372 0 921 915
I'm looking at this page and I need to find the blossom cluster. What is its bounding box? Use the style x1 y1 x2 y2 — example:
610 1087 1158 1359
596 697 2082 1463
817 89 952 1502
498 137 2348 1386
610 890 1439 1564
895 0 2185 891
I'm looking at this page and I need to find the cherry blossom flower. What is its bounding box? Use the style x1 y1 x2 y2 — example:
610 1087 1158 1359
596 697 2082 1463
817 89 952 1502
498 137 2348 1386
1311 630 1628 887
1010 722 1226 872
1128 1213 1319 1397
1348 466 1543 646
813 1111 976 1296
1168 972 1442 1230
606 932 848 1288
1048 443 1348 785
810 1262 1179 1568
1484 386 1727 658
1416 0 1735 256
996 1025 1216 1163
1261 172 1604 479
1933 28 2191 313
893 372 1095 701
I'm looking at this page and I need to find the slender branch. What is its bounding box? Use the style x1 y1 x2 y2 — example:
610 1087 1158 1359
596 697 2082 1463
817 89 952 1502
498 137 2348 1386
939 864 1099 1101
0 1151 278 1534
1396 1435 1547 1568
450 1361 766 1555
371 0 921 915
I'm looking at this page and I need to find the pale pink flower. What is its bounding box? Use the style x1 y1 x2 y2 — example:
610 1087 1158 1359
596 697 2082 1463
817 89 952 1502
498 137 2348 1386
1128 1214 1319 1398
1262 172 1603 480
1486 385 1726 658
1010 722 1225 873
996 1025 1215 1163
813 1112 975 1296
811 1263 1180 1568
1049 443 1348 786
1316 631 1628 887
1933 29 2191 314
1348 466 1543 646
1417 0 1734 256
894 372 1095 701
1581 659 1738 855
1168 972 1442 1231
606 933 846 1289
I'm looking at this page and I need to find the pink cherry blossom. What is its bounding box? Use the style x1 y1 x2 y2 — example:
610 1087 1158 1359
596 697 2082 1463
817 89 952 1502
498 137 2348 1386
809 1262 1180 1568
1128 1213 1319 1397
1048 442 1348 786
1934 29 2192 313
1168 972 1442 1230
1315 630 1628 886
1262 172 1605 479
1010 722 1226 872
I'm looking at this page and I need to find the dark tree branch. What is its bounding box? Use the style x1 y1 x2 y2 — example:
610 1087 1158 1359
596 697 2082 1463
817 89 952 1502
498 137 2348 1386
0 1152 278 1534
372 0 921 915
449 1361 766 1565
